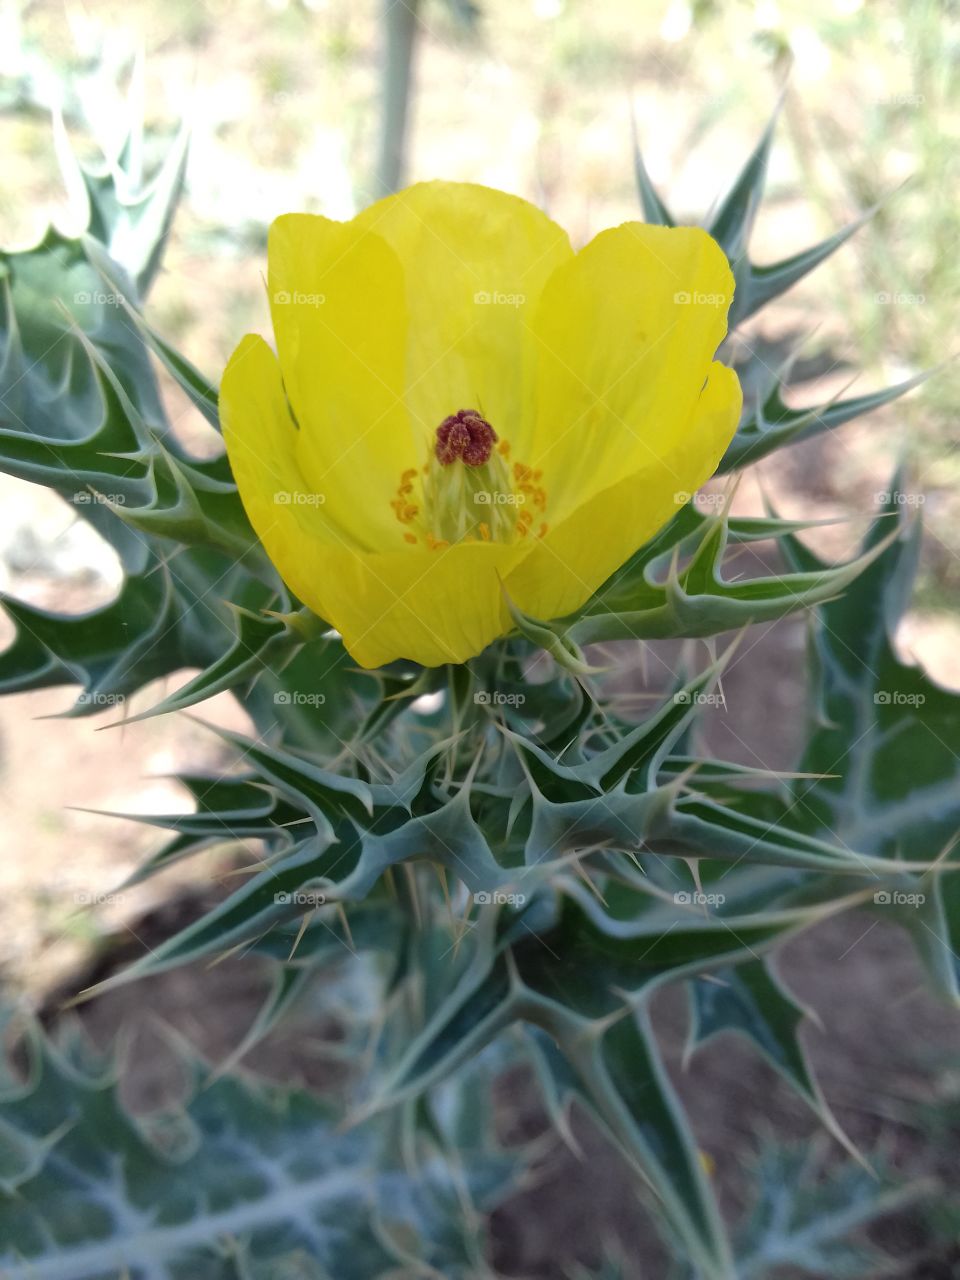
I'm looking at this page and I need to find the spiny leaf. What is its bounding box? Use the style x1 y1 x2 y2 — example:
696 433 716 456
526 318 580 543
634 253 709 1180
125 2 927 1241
106 605 306 726
720 367 931 473
109 773 307 886
635 100 879 330
631 112 674 227
0 227 164 434
0 551 279 718
562 505 895 646
117 296 220 429
685 960 853 1153
0 1019 521 1280
372 889 839 1280
0 559 184 715
730 1141 918 1279
738 203 877 323
781 484 960 1000
0 230 249 570
54 101 190 298
707 97 781 265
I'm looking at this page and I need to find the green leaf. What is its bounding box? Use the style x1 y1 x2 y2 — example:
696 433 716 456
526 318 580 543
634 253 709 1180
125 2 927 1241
0 228 164 436
99 648 914 992
781 488 960 1000
0 1020 520 1280
0 230 249 570
632 118 675 227
107 605 308 725
707 99 781 265
730 1141 917 1279
371 889 838 1280
720 368 931 473
121 300 220 429
737 205 876 323
634 102 879 330
107 772 307 885
0 550 280 718
0 559 185 715
559 505 894 647
686 961 851 1149
54 105 189 298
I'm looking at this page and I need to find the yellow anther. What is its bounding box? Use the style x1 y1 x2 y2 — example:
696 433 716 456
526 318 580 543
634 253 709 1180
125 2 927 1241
392 441 546 548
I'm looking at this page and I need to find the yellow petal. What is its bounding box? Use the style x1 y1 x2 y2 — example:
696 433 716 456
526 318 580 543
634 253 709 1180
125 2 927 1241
220 334 340 618
268 214 413 549
353 181 572 446
526 223 735 518
504 362 742 622
312 539 528 670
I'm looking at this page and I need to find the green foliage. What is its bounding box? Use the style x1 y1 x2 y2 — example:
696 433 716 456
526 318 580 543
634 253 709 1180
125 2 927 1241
728 1142 915 1279
635 105 927 471
660 1141 917 1280
0 96 950 1278
0 1019 521 1279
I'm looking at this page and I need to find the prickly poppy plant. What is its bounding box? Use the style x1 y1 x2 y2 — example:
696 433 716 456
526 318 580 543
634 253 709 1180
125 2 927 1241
0 93 954 1280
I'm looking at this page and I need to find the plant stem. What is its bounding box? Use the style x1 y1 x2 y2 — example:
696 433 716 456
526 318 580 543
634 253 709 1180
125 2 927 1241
376 0 421 195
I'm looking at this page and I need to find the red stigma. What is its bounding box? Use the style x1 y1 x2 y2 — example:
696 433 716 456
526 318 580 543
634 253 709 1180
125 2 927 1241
435 409 497 467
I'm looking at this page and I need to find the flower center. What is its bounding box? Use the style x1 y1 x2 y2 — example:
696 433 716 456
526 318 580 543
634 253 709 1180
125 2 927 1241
390 408 548 550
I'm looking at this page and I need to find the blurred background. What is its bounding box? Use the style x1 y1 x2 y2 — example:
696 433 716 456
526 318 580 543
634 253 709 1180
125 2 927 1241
1 0 959 1271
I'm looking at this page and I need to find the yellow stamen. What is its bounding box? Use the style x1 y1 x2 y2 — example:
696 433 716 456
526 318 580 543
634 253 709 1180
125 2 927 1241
391 438 547 548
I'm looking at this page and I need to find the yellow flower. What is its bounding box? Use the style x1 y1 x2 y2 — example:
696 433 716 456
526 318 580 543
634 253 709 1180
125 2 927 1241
221 182 741 669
